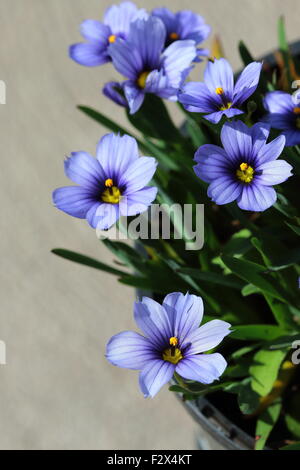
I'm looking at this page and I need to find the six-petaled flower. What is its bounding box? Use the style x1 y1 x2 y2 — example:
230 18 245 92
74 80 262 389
152 7 211 59
178 58 262 123
106 15 197 113
194 121 293 212
69 1 145 67
106 292 231 398
53 133 158 230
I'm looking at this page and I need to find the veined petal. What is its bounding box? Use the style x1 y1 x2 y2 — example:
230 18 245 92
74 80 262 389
102 81 127 107
176 11 211 43
175 353 227 384
145 69 177 100
123 81 145 114
255 159 293 185
139 359 175 397
106 331 156 370
182 319 231 355
104 1 142 35
86 202 119 229
250 122 271 157
119 187 157 216
109 39 143 79
257 134 286 164
179 82 217 113
204 58 234 98
152 7 176 34
194 144 229 183
223 107 244 119
237 184 277 212
134 298 173 348
161 40 197 89
162 292 203 342
96 133 139 178
69 43 109 66
128 16 166 70
264 91 294 114
233 62 262 105
64 151 105 190
221 120 252 162
283 129 300 146
53 186 96 218
119 156 157 193
203 110 224 124
207 176 243 205
80 19 110 43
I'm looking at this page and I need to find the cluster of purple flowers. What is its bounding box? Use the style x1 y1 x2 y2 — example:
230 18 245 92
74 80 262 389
69 2 210 113
53 3 298 399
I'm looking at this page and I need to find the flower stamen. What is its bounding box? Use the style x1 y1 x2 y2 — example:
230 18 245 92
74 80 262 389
101 186 121 204
236 162 254 183
215 87 224 95
162 347 183 365
137 71 150 89
220 102 232 111
108 34 117 44
169 32 179 40
105 178 114 188
169 337 178 347
293 106 300 114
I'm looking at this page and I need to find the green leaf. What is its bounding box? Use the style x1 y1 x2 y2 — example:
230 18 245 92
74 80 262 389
222 229 252 256
51 249 127 276
177 268 244 290
285 392 300 439
278 16 292 85
221 255 289 303
238 41 254 66
280 442 300 450
126 94 180 141
78 105 131 135
231 325 287 341
250 349 286 397
241 284 260 296
227 378 260 415
285 222 300 236
255 401 282 450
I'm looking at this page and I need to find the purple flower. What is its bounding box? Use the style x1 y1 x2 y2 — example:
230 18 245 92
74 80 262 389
69 1 145 66
178 58 262 124
106 292 231 398
194 120 293 212
264 91 300 147
152 7 211 59
53 133 157 230
107 16 197 113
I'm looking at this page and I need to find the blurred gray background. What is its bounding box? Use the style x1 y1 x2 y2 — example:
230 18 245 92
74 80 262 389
0 0 299 450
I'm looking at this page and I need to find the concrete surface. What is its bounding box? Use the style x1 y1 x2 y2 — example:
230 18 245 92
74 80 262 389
0 0 299 450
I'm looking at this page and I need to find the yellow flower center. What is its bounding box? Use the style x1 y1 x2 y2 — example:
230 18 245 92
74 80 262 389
220 102 232 111
293 106 300 114
137 71 150 89
108 34 117 44
162 347 183 365
169 32 179 40
236 162 254 183
101 185 121 204
215 87 224 95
